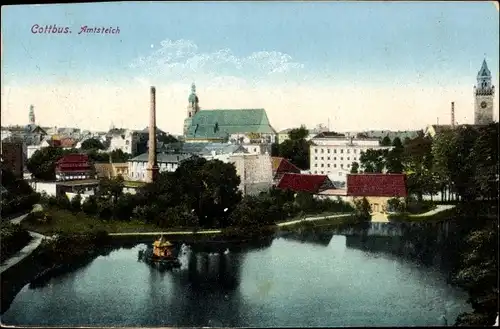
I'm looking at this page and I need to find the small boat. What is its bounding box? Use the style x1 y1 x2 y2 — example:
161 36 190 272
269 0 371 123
138 235 181 269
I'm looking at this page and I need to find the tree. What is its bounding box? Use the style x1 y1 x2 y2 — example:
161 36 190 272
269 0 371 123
353 197 371 223
380 135 392 146
82 195 99 215
288 125 309 141
350 162 359 174
70 194 82 212
386 137 404 174
109 149 130 163
278 138 310 170
80 138 105 151
98 176 125 205
359 149 387 173
27 147 66 180
471 123 499 201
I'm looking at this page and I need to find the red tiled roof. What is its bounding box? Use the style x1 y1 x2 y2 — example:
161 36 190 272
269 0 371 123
346 174 407 197
271 156 301 174
57 154 90 164
277 173 332 194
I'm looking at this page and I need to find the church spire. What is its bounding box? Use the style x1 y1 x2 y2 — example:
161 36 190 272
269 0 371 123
477 58 491 78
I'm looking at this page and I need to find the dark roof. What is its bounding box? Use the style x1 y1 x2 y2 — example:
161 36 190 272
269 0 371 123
272 157 301 174
185 109 276 140
129 152 192 163
277 173 334 194
346 174 407 197
313 132 346 138
57 154 90 164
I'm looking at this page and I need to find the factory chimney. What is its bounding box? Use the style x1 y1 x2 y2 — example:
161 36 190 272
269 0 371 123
451 102 455 129
146 86 159 183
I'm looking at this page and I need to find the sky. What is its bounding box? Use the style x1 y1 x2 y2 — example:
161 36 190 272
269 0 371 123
1 1 499 135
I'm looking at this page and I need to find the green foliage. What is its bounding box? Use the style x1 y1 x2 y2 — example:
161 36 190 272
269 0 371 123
0 222 32 262
1 168 40 217
387 197 405 213
380 135 392 146
56 195 71 210
98 176 124 205
353 197 371 222
453 220 498 326
70 194 82 213
350 162 359 174
273 125 311 170
27 147 78 180
80 138 105 150
432 123 499 203
288 125 309 140
81 195 99 215
359 149 388 173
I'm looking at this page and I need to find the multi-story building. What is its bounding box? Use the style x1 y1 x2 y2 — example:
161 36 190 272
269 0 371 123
106 128 140 155
127 153 192 181
229 153 273 196
0 141 24 178
309 134 391 182
55 154 94 181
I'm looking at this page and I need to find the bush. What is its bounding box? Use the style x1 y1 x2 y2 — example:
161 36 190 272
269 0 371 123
0 222 32 262
70 194 82 213
82 195 98 215
353 197 372 223
56 195 71 210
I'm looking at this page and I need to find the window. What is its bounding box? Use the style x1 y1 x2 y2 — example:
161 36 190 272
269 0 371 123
334 164 337 168
347 164 350 168
354 149 357 154
340 149 344 153
321 171 324 174
327 149 330 153
315 164 318 167
327 164 330 167
334 149 337 154
321 149 324 153
321 164 324 167
341 157 343 160
315 156 318 160
315 149 318 153
347 149 350 154
334 157 337 160
321 157 324 160
314 170 317 174
347 157 350 161
354 157 357 160
327 157 330 160
341 164 344 168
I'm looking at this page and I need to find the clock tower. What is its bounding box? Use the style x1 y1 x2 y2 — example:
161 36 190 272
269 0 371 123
473 59 495 125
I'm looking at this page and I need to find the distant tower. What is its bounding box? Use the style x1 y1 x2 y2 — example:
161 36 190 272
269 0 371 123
184 83 200 136
146 86 159 183
473 59 495 125
29 105 35 125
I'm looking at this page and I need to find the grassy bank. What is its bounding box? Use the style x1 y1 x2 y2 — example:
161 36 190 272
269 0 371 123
387 207 457 223
0 222 32 263
21 208 169 235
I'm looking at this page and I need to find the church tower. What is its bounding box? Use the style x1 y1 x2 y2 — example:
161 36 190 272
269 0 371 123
29 105 35 125
474 59 495 125
183 83 200 136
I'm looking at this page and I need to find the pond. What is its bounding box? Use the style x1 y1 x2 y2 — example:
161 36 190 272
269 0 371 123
1 234 471 327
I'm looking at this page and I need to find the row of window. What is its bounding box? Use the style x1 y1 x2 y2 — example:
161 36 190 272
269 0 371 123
314 163 352 169
313 156 357 162
313 170 344 176
313 148 358 154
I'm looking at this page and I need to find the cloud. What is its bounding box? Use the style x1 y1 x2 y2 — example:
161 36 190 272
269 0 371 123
129 39 305 83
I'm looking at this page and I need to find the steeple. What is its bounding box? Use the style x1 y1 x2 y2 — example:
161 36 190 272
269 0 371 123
477 59 491 78
29 105 35 125
188 82 199 105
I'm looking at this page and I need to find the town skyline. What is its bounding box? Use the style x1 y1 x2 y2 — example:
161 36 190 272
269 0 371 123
1 2 499 134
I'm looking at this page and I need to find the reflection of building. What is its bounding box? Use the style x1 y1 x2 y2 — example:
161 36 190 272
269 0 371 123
0 141 24 178
55 154 94 181
346 174 407 213
309 134 391 182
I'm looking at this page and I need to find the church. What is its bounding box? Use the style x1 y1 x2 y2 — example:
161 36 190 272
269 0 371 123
182 84 277 144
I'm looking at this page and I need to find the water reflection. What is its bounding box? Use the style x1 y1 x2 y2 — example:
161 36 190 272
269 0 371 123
2 235 471 327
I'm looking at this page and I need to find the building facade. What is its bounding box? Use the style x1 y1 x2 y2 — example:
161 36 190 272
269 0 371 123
228 153 273 196
309 135 391 182
0 141 24 178
127 153 192 181
55 154 94 181
474 59 495 125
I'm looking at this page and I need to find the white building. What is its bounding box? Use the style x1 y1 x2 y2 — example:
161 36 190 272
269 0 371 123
241 143 271 155
107 129 139 155
127 153 192 181
309 134 391 182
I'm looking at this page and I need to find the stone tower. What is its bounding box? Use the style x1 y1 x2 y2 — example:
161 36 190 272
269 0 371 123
146 86 159 183
474 59 495 125
183 83 200 136
29 105 35 125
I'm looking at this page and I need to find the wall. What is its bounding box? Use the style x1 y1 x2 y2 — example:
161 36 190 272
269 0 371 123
30 181 57 197
229 154 273 196
1 142 24 178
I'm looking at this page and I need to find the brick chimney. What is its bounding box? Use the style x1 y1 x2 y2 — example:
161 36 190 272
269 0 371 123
146 86 159 183
451 101 455 129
